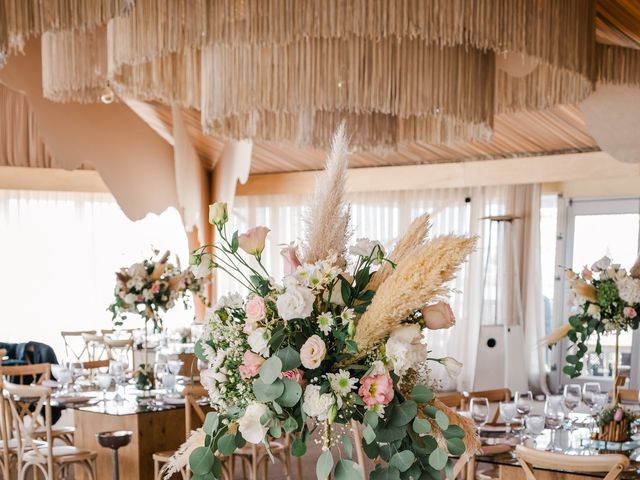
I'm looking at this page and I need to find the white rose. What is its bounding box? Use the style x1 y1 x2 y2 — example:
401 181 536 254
238 403 269 444
367 360 389 377
276 285 315 321
349 238 386 263
123 293 137 304
302 385 335 421
385 324 427 376
247 328 271 357
208 202 228 226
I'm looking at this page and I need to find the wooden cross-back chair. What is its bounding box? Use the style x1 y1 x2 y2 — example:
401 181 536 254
3 382 97 480
616 388 640 405
80 359 110 382
436 391 464 409
0 364 75 447
60 331 96 362
515 445 629 480
0 376 17 480
81 333 108 362
462 388 512 424
103 337 134 368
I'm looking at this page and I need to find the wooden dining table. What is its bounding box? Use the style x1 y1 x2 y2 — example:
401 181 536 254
64 392 186 480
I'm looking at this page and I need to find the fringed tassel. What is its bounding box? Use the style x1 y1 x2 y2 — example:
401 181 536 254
160 429 206 480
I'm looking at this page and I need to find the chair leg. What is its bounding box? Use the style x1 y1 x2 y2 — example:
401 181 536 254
154 458 160 480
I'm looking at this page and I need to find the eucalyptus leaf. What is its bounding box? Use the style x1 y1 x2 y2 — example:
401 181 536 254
253 378 285 402
390 450 415 472
316 449 334 480
260 356 283 384
291 438 307 457
364 410 379 428
428 447 448 471
443 425 465 439
391 400 418 426
283 416 298 433
189 447 215 475
276 346 301 371
194 341 208 362
412 417 431 434
411 384 434 403
334 459 362 480
362 439 379 459
342 434 353 459
435 410 449 430
362 424 376 444
446 437 465 456
370 466 400 480
277 379 303 407
217 434 237 456
202 412 219 435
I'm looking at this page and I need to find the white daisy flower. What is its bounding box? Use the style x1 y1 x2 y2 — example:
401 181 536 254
317 312 334 335
339 308 355 324
327 369 357 397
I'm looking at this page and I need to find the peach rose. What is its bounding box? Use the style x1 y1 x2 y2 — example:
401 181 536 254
573 280 597 303
581 266 593 281
281 368 305 385
245 297 266 322
422 302 455 330
624 306 637 319
358 373 394 407
300 335 326 369
280 244 302 275
239 351 265 380
238 227 270 257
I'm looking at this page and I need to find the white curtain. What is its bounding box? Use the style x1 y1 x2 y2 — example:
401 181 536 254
0 189 191 358
219 184 546 392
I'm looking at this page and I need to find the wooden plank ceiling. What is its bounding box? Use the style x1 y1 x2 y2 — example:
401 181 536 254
132 0 640 175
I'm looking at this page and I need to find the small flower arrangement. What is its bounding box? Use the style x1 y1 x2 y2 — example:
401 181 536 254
108 250 206 330
165 127 478 480
597 405 639 442
546 256 640 378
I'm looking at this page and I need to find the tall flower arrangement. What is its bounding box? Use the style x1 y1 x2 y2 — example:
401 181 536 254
169 128 478 480
109 250 206 330
545 255 640 380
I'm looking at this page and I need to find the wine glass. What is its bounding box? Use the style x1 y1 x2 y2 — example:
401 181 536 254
168 360 184 376
515 391 533 442
108 361 125 403
544 396 565 451
525 414 545 447
96 373 112 403
499 401 517 435
470 397 490 432
162 373 177 398
154 363 168 399
52 364 73 395
562 384 581 430
67 361 84 391
582 382 601 413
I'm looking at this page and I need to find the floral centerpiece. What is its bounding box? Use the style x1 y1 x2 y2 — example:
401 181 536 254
108 250 207 388
546 255 640 380
165 126 479 480
597 405 639 443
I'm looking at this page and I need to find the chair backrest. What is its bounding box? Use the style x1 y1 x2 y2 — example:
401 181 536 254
515 445 629 480
103 336 134 366
436 391 463 409
178 353 197 377
462 388 512 423
0 377 13 479
61 330 96 361
617 388 640 405
0 363 51 386
3 381 54 478
184 384 209 438
0 349 6 361
82 333 108 361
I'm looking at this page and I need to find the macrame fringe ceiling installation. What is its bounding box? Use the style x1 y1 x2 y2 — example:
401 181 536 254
3 0 640 152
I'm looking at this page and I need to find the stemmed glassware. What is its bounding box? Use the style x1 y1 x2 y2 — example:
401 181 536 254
515 391 533 441
154 363 168 399
470 397 490 433
51 364 73 396
499 401 517 435
583 382 602 434
562 384 581 431
109 360 126 403
96 373 112 403
591 392 609 437
525 414 545 447
544 395 565 451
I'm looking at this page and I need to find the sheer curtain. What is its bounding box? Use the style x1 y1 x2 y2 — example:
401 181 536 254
220 183 545 392
0 189 191 357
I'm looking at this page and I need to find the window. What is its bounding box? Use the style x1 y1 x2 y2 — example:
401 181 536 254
558 197 640 388
0 189 191 357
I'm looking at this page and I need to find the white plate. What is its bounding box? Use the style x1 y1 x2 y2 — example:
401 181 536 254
163 396 185 405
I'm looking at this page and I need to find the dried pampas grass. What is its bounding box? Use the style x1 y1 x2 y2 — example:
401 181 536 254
354 235 476 352
161 429 206 479
540 323 572 347
631 256 640 280
367 213 431 291
302 122 351 268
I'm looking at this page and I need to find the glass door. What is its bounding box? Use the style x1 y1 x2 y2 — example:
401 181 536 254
560 197 640 389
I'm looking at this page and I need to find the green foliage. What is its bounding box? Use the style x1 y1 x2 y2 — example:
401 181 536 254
390 401 418 426
275 346 301 371
334 459 363 480
316 449 334 480
389 451 415 472
411 384 434 403
260 356 283 384
189 447 215 475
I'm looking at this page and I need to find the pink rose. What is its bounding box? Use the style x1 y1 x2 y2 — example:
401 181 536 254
358 373 394 407
614 408 624 422
238 227 270 257
581 266 593 281
422 302 455 330
300 335 326 369
281 368 305 385
239 351 265 380
151 282 161 293
245 297 266 322
624 306 637 319
280 243 302 275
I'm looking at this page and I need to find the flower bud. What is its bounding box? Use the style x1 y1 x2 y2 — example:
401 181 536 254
209 202 228 226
